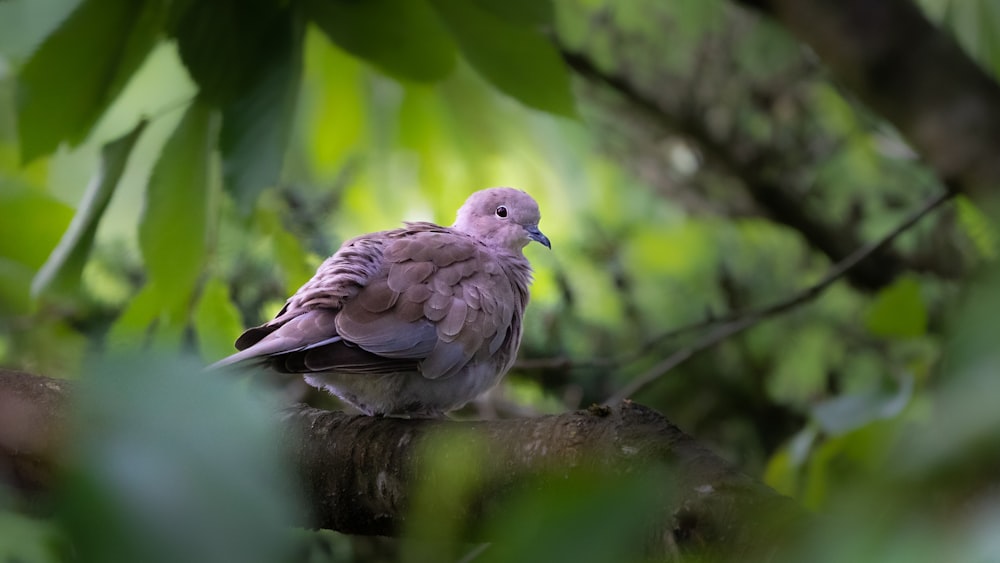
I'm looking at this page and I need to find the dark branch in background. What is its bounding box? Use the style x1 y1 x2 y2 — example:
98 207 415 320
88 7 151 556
731 0 1000 205
606 190 952 403
0 369 804 560
560 47 917 291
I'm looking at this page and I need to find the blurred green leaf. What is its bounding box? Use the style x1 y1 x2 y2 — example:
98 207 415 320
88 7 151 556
404 428 486 562
0 258 34 316
955 195 998 260
0 511 64 563
865 276 928 338
256 204 316 294
60 353 300 563
471 0 554 26
32 121 146 299
0 184 73 270
107 284 160 347
193 277 243 362
138 100 217 309
304 0 456 82
170 0 287 105
16 0 165 162
219 12 303 213
767 326 841 407
429 0 576 116
480 470 664 563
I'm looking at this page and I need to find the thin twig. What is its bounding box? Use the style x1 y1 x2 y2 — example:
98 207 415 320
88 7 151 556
604 190 954 404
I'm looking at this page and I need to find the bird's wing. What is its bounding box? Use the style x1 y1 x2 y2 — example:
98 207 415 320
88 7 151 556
211 233 392 369
335 229 520 379
213 226 522 380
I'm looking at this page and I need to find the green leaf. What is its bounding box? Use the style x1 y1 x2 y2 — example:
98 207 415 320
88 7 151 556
471 0 554 26
428 0 576 116
171 0 294 105
480 471 664 563
0 259 34 316
193 277 244 362
16 0 166 162
107 284 160 347
0 512 64 563
955 195 998 260
62 353 300 563
219 12 304 213
32 121 146 299
304 0 456 82
865 276 928 338
256 205 315 294
138 100 217 309
0 184 74 269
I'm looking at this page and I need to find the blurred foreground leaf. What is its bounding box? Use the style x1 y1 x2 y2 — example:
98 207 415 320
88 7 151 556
480 470 665 563
59 353 300 563
16 0 165 162
171 0 285 105
0 511 64 563
219 10 304 213
305 0 456 82
471 0 554 26
31 121 147 300
429 0 576 116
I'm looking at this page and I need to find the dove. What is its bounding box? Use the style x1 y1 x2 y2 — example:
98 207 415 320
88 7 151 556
212 187 550 416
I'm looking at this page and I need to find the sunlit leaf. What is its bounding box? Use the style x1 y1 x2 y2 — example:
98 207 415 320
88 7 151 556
428 0 576 116
304 0 456 82
138 100 217 308
193 277 243 362
865 276 928 338
32 121 146 299
219 12 304 213
16 0 165 162
303 30 366 177
0 185 73 270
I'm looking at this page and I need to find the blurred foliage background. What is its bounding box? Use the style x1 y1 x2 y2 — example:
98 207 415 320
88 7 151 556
1 0 1000 561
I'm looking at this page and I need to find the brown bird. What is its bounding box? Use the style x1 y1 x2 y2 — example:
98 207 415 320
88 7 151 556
212 187 550 416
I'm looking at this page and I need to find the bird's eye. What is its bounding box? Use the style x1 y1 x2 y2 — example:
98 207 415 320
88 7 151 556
495 206 508 218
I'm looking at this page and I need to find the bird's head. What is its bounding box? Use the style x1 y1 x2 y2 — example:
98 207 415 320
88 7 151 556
453 187 551 252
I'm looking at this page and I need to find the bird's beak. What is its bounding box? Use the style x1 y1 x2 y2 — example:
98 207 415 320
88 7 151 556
526 225 551 249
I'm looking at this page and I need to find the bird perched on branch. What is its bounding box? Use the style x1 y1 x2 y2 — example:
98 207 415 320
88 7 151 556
212 187 550 417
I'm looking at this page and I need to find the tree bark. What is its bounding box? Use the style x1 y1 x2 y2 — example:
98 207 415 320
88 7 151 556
0 369 803 559
735 0 1000 204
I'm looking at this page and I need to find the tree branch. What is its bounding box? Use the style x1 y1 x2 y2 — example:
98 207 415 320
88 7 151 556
0 369 803 559
733 0 1000 205
560 47 917 291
